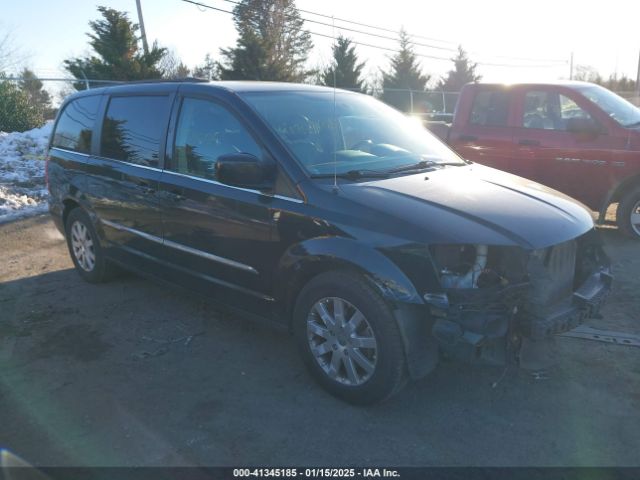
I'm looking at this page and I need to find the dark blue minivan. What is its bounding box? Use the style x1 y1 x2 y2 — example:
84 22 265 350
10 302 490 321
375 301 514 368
47 80 612 404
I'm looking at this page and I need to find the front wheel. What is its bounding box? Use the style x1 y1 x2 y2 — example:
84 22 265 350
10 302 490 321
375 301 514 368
293 271 407 405
616 186 640 239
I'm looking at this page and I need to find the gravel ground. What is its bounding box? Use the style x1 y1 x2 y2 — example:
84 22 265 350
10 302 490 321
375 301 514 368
0 214 638 467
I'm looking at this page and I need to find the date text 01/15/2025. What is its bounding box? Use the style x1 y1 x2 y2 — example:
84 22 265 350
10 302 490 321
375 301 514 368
232 468 400 478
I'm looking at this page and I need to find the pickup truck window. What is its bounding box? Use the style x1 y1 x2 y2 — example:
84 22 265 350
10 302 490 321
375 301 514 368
523 91 591 130
470 91 509 127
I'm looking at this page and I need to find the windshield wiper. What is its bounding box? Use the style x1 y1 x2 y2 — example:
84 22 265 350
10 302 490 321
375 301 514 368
310 169 390 180
386 160 436 173
386 159 468 174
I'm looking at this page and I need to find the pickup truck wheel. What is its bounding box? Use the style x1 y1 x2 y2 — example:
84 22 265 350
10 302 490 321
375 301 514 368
65 208 115 283
293 271 407 405
616 186 640 239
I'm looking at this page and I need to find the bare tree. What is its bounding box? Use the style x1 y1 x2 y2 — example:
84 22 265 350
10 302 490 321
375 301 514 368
0 28 29 73
573 65 602 83
160 48 191 79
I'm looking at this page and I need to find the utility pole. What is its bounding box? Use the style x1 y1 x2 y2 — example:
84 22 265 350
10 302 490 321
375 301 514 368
135 0 149 55
569 52 574 80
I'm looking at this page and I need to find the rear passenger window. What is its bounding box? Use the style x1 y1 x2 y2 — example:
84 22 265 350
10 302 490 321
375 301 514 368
100 96 170 167
172 97 261 180
52 96 100 153
470 91 509 127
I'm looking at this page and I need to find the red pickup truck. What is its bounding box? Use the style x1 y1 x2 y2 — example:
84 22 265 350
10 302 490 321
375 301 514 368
427 81 640 238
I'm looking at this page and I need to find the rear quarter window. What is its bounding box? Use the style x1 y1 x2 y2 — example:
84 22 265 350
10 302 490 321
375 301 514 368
100 95 171 167
52 95 101 153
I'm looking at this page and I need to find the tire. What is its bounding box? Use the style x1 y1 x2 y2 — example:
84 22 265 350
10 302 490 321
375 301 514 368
616 186 640 239
293 271 407 405
65 208 116 283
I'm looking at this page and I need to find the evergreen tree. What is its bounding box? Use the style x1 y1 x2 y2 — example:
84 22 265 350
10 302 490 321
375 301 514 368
19 68 53 118
321 36 366 92
193 54 219 80
63 6 166 89
439 46 481 91
218 0 313 82
381 29 430 111
0 74 44 132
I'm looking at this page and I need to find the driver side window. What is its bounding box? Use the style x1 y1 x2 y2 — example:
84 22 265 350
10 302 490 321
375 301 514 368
172 98 261 180
523 91 592 131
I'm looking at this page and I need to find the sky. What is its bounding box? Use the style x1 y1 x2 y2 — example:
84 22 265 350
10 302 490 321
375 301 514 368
2 0 639 96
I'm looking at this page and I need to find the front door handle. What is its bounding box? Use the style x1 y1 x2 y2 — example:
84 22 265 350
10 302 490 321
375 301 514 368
518 139 541 146
459 134 478 142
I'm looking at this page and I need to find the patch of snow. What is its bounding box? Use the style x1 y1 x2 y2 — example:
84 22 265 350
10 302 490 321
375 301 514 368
0 121 52 223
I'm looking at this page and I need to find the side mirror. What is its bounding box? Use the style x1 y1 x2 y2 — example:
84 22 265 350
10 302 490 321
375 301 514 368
566 117 602 136
216 153 276 190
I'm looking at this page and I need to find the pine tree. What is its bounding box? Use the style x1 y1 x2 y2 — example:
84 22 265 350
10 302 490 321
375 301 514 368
18 68 53 118
193 54 219 80
320 36 366 92
381 29 430 111
218 0 313 82
439 46 481 91
63 6 166 89
0 74 44 132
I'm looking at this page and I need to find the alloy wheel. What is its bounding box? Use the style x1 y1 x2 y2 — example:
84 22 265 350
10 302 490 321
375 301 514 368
306 297 378 386
70 220 96 272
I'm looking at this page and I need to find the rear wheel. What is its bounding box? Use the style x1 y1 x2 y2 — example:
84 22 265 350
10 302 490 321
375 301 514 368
293 271 407 405
65 208 115 283
616 186 640 239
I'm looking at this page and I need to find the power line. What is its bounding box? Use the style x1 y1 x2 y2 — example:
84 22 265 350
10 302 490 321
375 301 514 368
179 0 566 68
214 0 566 63
297 6 458 47
308 30 564 67
215 0 457 53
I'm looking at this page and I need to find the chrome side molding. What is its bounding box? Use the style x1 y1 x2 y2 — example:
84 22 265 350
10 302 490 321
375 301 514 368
100 218 258 275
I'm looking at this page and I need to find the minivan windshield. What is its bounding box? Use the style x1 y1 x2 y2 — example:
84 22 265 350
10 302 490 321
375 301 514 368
574 84 640 128
240 90 465 177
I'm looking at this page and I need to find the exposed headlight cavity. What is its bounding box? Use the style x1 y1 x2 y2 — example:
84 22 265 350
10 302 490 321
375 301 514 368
437 244 487 288
430 244 526 289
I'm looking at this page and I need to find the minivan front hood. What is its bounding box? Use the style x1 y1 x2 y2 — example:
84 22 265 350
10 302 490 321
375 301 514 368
337 163 594 249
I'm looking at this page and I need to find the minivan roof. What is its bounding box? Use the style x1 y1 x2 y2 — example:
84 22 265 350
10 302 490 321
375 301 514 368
66 80 346 100
466 80 597 89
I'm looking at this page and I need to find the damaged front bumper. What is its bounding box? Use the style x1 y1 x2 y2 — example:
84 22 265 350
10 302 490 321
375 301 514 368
426 233 613 364
519 268 613 339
